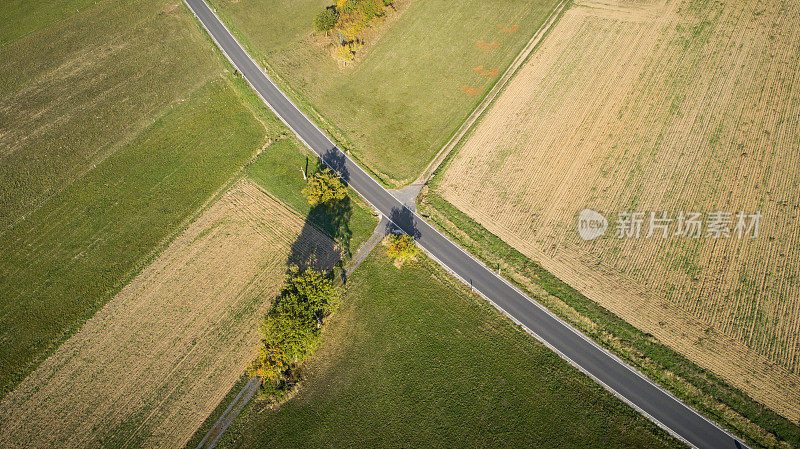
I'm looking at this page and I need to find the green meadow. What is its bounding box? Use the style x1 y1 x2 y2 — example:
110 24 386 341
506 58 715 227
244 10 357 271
210 251 683 448
208 0 561 186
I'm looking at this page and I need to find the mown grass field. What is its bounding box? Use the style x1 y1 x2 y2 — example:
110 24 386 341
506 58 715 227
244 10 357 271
209 251 683 449
208 0 561 186
0 0 226 230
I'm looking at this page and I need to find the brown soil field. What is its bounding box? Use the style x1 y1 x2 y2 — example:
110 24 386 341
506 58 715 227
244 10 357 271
0 179 340 448
438 0 800 420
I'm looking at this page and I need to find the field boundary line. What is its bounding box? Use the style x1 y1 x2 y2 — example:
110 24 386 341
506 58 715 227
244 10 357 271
414 0 569 185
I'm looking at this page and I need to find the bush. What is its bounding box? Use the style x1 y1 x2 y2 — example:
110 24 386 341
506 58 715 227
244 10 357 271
316 0 390 59
385 233 420 261
314 7 339 33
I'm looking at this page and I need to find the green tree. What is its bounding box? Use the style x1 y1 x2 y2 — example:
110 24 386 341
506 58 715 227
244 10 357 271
302 167 347 208
314 7 339 34
250 267 342 385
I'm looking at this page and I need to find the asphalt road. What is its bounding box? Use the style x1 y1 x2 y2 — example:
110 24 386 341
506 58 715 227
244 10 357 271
184 1 748 447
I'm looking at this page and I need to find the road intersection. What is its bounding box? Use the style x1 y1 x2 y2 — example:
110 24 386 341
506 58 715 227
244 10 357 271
184 1 747 447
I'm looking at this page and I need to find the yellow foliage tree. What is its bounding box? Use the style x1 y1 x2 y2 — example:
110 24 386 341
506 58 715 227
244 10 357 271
385 233 419 261
248 344 287 383
302 168 347 207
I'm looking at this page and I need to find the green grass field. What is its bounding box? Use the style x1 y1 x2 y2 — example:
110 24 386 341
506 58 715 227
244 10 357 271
208 0 560 186
0 77 268 397
0 0 223 230
210 251 683 448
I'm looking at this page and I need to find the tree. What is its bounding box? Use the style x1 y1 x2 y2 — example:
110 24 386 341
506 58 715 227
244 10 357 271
302 167 347 208
385 233 419 261
314 7 339 34
250 267 342 386
248 344 287 384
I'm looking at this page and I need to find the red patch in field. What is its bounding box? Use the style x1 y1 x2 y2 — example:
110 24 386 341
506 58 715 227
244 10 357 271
499 24 519 33
476 41 499 50
475 67 499 77
462 85 483 96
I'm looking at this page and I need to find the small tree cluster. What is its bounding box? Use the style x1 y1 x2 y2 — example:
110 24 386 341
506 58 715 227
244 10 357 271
385 233 419 261
314 0 393 61
249 267 342 393
302 167 347 208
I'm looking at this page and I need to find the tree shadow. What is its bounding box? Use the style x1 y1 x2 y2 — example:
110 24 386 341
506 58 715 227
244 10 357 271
386 205 420 239
286 216 342 274
320 147 349 185
286 152 354 274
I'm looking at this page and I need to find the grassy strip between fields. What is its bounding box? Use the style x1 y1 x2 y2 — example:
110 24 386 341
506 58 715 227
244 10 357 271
188 249 683 449
0 76 265 398
418 187 800 449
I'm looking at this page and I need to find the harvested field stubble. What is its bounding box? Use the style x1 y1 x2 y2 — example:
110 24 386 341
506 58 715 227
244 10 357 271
438 0 800 420
0 180 340 448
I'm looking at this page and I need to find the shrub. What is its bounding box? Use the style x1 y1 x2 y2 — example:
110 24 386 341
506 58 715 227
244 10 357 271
385 233 420 261
314 7 339 33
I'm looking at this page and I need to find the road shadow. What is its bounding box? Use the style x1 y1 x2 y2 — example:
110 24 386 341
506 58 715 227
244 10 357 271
386 206 420 239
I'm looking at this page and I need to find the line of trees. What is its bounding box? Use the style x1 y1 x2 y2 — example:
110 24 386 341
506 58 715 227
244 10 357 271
248 267 341 395
249 164 349 398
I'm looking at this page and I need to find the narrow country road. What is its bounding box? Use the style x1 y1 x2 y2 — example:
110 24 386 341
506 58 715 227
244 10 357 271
183 1 748 447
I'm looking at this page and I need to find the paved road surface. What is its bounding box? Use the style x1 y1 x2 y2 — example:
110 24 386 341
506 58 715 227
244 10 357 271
184 1 748 447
